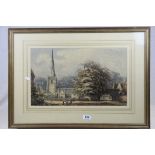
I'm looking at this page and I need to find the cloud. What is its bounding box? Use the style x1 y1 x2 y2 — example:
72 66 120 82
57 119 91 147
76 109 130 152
31 48 127 79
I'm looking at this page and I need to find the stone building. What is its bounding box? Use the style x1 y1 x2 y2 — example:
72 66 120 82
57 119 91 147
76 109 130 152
47 50 57 97
47 50 77 99
31 69 35 87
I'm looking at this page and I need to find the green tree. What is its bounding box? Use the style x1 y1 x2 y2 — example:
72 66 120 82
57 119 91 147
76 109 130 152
31 86 45 105
74 61 111 101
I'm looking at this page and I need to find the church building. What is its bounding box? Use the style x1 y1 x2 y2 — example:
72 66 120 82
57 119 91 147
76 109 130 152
47 50 77 99
47 50 57 97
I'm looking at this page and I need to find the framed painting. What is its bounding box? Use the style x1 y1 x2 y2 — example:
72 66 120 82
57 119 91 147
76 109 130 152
8 27 150 128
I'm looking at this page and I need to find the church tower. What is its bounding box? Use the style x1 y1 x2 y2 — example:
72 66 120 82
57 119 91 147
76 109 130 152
48 49 57 97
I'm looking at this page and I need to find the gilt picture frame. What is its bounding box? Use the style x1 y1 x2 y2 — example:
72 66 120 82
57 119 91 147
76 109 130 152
8 27 150 128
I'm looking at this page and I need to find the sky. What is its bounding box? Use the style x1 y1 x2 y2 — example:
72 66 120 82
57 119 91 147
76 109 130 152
31 48 127 80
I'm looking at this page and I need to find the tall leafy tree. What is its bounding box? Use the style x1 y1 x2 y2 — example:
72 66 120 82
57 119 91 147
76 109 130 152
74 61 111 101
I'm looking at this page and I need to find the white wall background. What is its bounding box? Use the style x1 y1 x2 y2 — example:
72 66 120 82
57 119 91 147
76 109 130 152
0 1 155 155
150 27 155 128
0 26 154 128
0 27 8 128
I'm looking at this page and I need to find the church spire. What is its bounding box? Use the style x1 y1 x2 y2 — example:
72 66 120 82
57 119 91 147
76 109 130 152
51 49 56 77
48 49 57 96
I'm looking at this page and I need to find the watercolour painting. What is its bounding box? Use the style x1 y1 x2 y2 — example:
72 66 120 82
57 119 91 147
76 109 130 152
31 48 127 106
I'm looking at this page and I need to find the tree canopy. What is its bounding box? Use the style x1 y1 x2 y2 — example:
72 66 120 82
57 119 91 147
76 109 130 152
74 61 111 101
